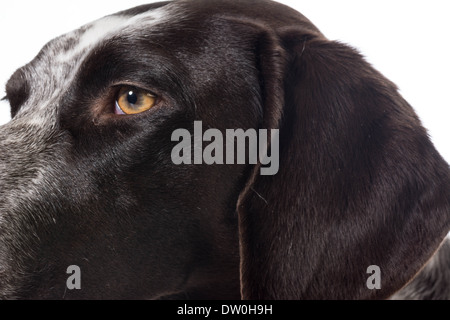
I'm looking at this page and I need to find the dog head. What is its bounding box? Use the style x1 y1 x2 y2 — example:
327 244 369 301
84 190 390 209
1 0 449 299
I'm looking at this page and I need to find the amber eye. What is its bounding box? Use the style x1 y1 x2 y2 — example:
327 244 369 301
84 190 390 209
115 86 156 115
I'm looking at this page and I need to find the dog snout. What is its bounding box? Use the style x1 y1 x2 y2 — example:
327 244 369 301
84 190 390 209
0 117 69 297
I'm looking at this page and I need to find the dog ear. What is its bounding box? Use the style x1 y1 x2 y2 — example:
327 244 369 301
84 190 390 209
237 27 450 299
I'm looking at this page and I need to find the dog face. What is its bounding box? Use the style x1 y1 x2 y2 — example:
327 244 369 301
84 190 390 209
0 1 251 299
1 0 449 299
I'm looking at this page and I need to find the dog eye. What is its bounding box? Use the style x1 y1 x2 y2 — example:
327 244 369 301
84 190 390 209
115 86 156 115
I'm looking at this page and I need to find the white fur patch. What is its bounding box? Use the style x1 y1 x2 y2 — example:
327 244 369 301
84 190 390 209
57 7 169 64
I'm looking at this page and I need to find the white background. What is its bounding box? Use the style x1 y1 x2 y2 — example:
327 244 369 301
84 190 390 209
0 0 449 162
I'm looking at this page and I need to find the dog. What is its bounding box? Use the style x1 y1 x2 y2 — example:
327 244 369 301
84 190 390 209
0 0 449 300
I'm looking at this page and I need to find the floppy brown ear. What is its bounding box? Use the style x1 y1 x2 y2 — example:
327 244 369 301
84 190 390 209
237 27 450 299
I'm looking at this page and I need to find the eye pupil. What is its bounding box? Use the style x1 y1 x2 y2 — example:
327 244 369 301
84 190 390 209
127 91 138 105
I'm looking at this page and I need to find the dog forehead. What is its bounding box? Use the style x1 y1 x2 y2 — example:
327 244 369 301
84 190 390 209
56 6 172 63
12 4 174 122
42 6 171 73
